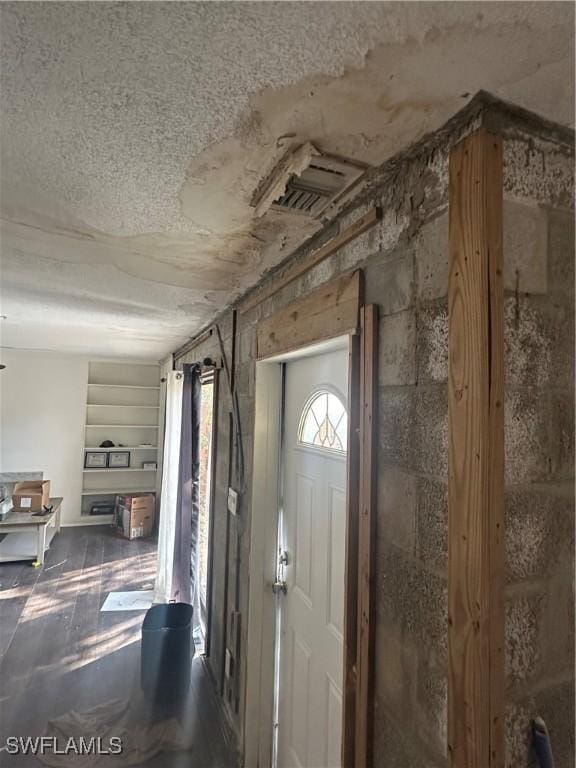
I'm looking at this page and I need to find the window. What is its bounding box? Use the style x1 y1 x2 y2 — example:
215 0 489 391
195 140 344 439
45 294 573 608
298 389 347 454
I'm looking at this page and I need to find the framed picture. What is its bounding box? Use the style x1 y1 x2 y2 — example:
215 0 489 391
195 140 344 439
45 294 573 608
108 451 130 469
142 462 157 470
85 451 108 469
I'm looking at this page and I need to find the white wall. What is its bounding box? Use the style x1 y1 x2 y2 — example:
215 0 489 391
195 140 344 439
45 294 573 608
155 354 172 509
0 349 88 525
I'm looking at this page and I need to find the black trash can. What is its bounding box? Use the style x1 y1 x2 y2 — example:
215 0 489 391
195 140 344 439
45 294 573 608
141 602 194 706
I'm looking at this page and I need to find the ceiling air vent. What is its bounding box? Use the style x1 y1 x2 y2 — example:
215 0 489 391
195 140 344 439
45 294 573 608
252 142 368 220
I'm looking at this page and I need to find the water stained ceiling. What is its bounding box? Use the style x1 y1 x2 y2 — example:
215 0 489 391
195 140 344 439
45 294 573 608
0 2 573 359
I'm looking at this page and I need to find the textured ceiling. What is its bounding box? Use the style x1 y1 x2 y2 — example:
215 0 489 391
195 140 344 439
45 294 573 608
0 2 573 359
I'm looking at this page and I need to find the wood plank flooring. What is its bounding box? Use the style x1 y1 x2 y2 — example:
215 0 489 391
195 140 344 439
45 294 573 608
0 527 237 767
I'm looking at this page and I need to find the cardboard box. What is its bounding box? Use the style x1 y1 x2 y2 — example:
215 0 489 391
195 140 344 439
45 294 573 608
115 493 155 539
116 493 155 513
12 480 50 512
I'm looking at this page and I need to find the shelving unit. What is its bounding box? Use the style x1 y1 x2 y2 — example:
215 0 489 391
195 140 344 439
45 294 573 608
81 488 157 496
81 362 161 521
83 468 157 473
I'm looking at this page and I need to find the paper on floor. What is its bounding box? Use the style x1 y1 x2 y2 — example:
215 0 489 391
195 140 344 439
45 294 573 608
100 590 154 612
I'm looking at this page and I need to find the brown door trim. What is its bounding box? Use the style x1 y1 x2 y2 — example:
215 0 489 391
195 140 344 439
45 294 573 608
254 277 377 768
256 270 362 360
342 332 360 768
352 304 378 768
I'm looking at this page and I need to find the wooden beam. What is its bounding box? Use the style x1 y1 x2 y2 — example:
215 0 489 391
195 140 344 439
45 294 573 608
241 208 381 314
256 270 362 360
173 326 214 362
447 129 504 768
355 304 378 768
342 332 361 768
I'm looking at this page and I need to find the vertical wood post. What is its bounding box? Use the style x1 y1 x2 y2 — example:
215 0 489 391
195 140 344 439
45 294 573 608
355 304 378 768
448 129 505 768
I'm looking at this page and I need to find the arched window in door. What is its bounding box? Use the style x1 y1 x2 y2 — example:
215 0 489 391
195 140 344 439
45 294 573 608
297 389 348 453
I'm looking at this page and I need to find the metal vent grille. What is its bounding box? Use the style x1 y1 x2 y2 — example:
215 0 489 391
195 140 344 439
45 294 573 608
252 143 368 219
275 183 327 214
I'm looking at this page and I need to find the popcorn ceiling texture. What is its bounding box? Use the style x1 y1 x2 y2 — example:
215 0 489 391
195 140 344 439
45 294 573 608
0 2 574 357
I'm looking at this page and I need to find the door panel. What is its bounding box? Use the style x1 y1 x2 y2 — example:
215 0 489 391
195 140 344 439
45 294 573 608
325 676 343 768
327 486 346 638
277 347 348 768
295 474 314 602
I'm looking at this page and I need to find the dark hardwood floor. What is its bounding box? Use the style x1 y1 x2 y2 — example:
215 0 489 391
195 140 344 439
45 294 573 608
0 526 237 767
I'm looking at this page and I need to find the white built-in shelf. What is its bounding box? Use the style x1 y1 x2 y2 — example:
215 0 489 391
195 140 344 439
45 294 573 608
87 404 160 408
84 467 157 472
85 424 159 428
85 446 158 450
82 361 161 521
84 468 157 473
82 488 156 496
88 384 160 390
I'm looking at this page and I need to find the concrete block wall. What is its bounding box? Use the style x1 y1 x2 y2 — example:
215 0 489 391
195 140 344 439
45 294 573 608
227 137 455 763
171 96 574 765
372 210 450 768
502 134 575 768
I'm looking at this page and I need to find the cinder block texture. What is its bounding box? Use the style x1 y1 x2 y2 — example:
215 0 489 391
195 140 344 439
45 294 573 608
504 389 574 484
416 658 448 760
416 477 448 576
364 249 414 315
547 207 575 299
373 699 446 768
504 296 574 390
373 622 417 728
376 543 447 669
503 137 574 210
380 389 414 469
417 300 448 384
503 200 548 294
415 214 449 302
506 683 575 768
505 489 574 584
380 387 447 477
505 592 544 688
414 388 448 478
377 466 417 554
238 326 256 365
379 310 416 386
505 698 538 768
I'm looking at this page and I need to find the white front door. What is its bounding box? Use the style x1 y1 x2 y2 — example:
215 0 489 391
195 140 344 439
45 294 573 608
276 347 349 768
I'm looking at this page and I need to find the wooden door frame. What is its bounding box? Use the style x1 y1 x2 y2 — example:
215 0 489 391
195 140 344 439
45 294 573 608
243 271 377 768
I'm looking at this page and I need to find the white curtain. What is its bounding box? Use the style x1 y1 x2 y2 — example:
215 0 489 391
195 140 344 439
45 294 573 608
154 371 184 604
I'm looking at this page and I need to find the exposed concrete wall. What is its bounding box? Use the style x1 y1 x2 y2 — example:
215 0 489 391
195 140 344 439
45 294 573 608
173 96 574 767
502 134 575 768
372 209 449 767
175 118 456 760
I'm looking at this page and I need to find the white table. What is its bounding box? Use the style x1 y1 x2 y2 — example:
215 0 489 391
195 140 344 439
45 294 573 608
0 497 62 566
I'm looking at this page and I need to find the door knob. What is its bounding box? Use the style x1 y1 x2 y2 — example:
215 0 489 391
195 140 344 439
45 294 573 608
272 580 287 595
